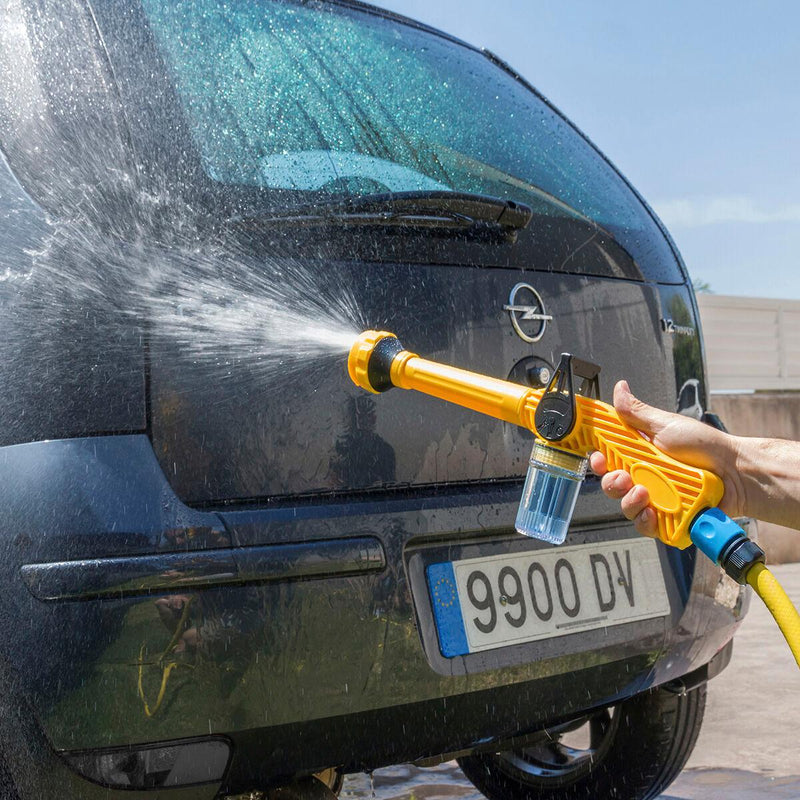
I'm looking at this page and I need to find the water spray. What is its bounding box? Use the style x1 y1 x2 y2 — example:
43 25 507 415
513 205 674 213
348 330 800 667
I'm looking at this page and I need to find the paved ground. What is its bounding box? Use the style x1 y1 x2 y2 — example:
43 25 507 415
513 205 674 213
340 563 800 800
667 561 800 798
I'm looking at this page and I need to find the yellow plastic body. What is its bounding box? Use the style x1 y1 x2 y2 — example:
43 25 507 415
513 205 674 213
348 331 724 549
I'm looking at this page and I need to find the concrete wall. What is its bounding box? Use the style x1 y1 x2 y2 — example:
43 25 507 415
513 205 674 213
698 294 800 393
710 393 800 563
697 294 800 392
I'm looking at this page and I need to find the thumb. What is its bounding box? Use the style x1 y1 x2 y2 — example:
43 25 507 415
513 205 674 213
613 380 672 438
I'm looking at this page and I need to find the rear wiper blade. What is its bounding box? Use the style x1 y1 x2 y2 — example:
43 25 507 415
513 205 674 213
234 191 533 232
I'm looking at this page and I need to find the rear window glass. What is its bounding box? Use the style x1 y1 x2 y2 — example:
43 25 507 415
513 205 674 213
140 0 682 282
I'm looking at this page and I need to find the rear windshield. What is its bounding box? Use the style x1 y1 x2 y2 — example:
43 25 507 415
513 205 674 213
140 0 682 282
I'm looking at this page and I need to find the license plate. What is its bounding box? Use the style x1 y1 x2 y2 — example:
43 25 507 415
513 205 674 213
426 538 670 657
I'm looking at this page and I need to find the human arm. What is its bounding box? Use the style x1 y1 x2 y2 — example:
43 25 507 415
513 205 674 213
589 380 800 535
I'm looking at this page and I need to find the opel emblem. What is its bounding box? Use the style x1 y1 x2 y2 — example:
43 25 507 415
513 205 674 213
503 283 552 343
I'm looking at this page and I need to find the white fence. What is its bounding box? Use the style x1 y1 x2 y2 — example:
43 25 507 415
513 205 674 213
697 294 800 393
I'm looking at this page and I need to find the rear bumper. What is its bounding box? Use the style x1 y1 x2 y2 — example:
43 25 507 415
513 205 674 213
0 435 747 793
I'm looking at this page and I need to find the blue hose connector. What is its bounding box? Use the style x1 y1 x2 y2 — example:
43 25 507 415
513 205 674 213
690 507 765 584
689 507 745 564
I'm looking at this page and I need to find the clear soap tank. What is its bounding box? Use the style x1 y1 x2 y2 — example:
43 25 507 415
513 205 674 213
515 441 588 544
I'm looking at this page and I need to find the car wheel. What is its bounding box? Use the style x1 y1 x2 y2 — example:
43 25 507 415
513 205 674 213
457 684 706 800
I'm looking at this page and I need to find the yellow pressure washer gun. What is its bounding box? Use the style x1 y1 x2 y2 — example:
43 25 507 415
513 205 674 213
348 329 800 667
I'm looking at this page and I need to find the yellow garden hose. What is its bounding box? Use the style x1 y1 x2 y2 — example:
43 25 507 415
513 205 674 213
747 563 800 668
137 596 194 717
137 650 180 718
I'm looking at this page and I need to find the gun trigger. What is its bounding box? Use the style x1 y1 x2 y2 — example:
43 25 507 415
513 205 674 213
535 353 577 442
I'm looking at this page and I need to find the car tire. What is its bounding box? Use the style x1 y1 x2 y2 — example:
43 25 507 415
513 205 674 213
457 683 706 800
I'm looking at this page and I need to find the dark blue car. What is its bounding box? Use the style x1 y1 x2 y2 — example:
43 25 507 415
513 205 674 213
0 1 750 798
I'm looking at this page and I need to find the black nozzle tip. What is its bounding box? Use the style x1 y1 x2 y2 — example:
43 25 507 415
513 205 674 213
367 336 404 392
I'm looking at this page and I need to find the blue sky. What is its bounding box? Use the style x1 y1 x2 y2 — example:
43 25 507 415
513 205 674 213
369 0 800 298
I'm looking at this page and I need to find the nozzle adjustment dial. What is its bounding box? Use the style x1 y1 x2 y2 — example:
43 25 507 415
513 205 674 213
535 353 577 441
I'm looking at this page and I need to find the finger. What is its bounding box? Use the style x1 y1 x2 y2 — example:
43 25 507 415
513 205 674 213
620 484 650 520
601 470 633 499
589 451 608 475
633 506 658 538
613 380 673 439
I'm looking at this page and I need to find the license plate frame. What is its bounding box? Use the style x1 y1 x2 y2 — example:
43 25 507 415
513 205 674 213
426 537 670 657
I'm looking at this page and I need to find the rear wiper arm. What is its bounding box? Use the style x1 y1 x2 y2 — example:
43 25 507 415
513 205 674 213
235 191 533 232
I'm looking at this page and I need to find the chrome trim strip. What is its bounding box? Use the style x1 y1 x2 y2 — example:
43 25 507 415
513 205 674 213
21 537 386 601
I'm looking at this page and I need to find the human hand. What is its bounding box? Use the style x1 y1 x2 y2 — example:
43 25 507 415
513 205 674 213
589 380 745 537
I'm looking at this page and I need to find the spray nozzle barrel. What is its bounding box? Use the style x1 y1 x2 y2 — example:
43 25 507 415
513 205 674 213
347 330 725 549
348 330 536 426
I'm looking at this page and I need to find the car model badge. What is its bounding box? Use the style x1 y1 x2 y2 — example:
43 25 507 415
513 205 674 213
503 283 552 343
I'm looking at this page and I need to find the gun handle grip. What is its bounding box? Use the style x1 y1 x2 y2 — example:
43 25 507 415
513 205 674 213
550 395 725 549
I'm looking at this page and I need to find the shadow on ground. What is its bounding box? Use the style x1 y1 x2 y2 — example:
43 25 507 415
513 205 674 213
665 768 800 799
341 762 800 800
